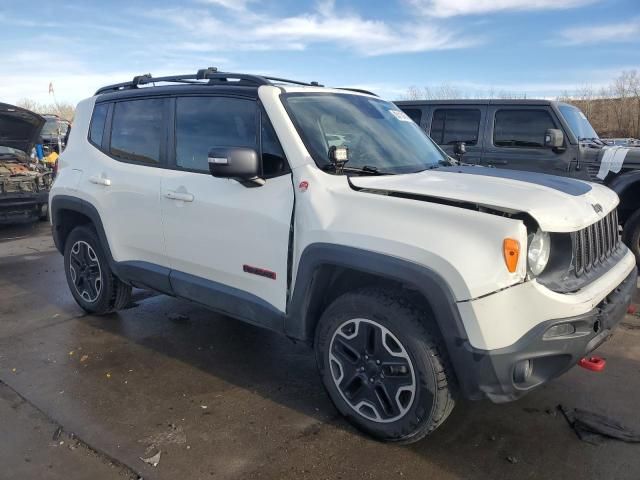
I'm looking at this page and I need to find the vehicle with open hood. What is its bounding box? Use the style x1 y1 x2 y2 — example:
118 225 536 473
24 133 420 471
395 99 640 264
50 70 636 443
0 102 52 223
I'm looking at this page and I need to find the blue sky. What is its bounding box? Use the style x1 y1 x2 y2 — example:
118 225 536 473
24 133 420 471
1 0 638 104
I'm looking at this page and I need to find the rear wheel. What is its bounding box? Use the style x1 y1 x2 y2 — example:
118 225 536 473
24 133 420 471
623 209 640 264
64 225 131 314
315 287 456 443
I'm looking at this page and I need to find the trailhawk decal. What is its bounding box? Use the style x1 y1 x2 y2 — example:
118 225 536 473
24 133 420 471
597 146 631 180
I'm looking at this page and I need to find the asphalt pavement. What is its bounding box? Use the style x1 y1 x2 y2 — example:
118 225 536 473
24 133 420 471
1 222 639 480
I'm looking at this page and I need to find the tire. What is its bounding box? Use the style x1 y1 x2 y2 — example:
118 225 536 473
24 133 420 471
623 209 640 265
63 225 132 314
38 204 49 222
315 287 456 443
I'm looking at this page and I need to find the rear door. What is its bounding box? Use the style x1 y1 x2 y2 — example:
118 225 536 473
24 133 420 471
427 106 486 165
160 95 294 314
84 98 168 270
482 106 573 174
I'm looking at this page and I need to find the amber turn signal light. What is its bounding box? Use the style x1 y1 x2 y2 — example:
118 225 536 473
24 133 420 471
503 238 520 273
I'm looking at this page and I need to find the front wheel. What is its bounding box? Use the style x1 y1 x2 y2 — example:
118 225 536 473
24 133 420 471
63 225 131 314
315 288 456 443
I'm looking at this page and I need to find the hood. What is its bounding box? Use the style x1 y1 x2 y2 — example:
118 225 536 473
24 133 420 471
0 103 45 155
349 166 619 232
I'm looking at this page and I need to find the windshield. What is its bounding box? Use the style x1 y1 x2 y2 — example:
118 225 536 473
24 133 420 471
558 104 598 140
41 119 68 136
282 93 447 174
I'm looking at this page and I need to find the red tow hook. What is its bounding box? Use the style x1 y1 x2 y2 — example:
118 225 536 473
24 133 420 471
578 356 606 372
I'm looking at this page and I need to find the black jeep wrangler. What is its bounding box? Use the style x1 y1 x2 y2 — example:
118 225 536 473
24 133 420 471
395 99 640 263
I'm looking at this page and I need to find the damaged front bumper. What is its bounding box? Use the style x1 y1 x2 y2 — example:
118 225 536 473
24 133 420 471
467 267 637 403
0 191 49 224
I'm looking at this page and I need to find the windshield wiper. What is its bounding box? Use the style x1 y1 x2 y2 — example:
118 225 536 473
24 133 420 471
321 164 390 176
579 137 605 147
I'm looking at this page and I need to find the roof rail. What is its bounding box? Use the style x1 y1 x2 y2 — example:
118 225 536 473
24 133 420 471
94 68 324 95
336 87 378 97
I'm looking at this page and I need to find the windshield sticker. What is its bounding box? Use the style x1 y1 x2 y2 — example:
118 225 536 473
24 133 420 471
596 146 630 180
389 109 413 122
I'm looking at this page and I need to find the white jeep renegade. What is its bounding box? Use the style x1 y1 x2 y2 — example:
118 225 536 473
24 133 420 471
50 69 637 443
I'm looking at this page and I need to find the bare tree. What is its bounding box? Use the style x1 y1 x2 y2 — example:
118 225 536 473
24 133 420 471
15 98 75 122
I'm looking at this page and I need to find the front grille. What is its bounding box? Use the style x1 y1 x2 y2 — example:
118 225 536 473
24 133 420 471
574 209 621 275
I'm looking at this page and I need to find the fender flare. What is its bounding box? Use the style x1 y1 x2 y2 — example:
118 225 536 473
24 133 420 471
285 243 482 398
50 195 115 266
607 170 640 202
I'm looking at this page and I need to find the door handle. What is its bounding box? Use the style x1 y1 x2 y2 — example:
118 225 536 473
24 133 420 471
164 191 194 202
89 176 111 186
486 160 508 165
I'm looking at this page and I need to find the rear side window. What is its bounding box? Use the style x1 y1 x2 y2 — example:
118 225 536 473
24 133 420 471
430 109 481 145
400 108 422 125
110 98 165 164
175 97 256 172
89 103 108 147
494 109 555 148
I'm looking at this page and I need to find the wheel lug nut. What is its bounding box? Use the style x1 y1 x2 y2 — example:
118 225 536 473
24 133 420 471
359 366 365 372
369 378 374 383
376 360 381 365
364 355 369 360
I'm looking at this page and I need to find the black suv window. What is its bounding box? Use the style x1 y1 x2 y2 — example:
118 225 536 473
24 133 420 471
89 103 109 147
175 97 256 172
110 99 165 163
261 111 289 177
430 109 481 145
401 108 422 125
494 109 555 148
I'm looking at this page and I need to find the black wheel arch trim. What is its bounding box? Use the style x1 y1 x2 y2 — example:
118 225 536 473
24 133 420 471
285 243 483 398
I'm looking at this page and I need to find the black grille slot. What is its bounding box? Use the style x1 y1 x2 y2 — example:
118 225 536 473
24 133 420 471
573 209 621 276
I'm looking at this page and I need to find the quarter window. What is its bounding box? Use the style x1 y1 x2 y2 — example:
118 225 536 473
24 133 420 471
175 97 256 172
430 109 481 146
261 111 289 177
110 99 165 163
89 103 109 147
494 109 556 148
400 108 423 126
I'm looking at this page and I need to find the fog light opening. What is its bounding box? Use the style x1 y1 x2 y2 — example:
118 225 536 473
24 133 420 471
513 359 533 384
543 323 576 340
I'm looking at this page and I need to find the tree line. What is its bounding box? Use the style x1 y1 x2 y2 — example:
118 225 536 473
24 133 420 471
403 70 640 139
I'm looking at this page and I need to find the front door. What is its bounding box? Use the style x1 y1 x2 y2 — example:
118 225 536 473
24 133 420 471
160 96 294 313
482 106 573 175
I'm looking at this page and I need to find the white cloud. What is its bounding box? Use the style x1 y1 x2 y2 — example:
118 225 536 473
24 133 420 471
147 1 482 56
409 0 596 17
559 18 640 45
196 0 254 11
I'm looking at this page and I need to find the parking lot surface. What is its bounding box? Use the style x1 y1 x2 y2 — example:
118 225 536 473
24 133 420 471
1 222 640 480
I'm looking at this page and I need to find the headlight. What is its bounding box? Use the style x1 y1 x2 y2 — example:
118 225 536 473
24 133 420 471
527 229 551 276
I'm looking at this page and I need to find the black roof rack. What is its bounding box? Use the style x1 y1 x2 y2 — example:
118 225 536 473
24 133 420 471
337 87 378 97
94 68 326 95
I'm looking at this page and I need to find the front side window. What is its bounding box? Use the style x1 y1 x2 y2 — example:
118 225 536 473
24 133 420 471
110 98 165 164
430 109 481 146
283 93 447 174
494 109 556 148
89 103 108 146
175 97 256 172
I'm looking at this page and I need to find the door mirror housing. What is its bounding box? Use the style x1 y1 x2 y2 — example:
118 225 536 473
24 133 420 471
208 147 264 187
544 129 564 149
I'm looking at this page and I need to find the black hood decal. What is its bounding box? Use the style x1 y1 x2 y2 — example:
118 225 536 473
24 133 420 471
441 165 592 196
0 103 45 154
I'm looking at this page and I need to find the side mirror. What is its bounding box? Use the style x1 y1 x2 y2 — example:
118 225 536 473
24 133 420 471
208 147 264 187
544 129 564 149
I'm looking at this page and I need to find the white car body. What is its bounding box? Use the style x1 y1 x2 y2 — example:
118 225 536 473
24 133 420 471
51 80 637 407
